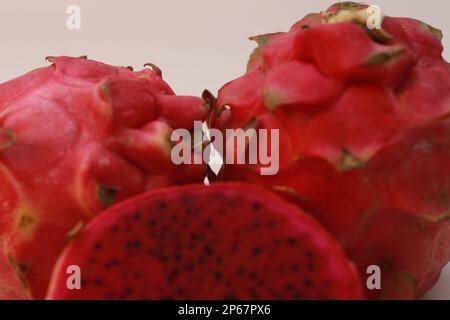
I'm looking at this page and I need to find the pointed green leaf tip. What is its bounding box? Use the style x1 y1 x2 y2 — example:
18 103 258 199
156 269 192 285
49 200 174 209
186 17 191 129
380 272 418 299
263 90 284 112
418 22 443 41
417 189 450 223
365 28 393 44
97 185 120 208
325 2 392 44
339 148 366 171
325 2 371 24
364 46 405 65
202 89 215 111
419 211 450 223
246 47 263 73
337 2 363 10
99 81 114 120
0 128 16 150
249 34 271 47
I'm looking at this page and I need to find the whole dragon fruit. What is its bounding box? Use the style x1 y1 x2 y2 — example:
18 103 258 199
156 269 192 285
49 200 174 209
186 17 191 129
0 56 208 298
213 2 450 299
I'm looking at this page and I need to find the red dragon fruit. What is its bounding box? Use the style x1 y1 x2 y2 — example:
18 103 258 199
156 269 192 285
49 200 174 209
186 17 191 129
0 56 208 298
212 2 450 299
46 183 363 300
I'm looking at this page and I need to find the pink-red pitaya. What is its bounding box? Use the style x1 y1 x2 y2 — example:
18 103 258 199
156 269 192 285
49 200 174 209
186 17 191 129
212 2 450 299
0 56 208 298
46 183 363 300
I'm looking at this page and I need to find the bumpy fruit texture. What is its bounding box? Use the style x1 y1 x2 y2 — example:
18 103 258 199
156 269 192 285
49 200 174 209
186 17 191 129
0 248 29 300
0 56 208 298
213 2 450 299
47 183 363 300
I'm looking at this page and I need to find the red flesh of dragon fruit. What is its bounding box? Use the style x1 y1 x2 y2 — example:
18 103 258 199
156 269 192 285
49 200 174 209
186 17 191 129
0 56 208 298
46 183 363 300
213 2 450 299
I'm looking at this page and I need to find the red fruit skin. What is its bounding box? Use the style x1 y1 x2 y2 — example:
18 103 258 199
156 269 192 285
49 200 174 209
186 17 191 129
303 84 407 166
383 17 444 59
294 23 415 86
216 71 266 128
213 3 450 299
46 183 363 300
0 57 207 298
263 61 344 111
0 248 29 300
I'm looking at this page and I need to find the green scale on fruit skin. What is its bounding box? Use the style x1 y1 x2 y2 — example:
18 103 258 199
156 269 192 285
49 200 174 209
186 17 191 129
212 2 450 299
97 186 121 209
46 183 363 300
0 128 15 150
